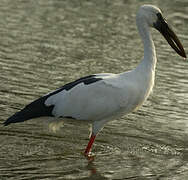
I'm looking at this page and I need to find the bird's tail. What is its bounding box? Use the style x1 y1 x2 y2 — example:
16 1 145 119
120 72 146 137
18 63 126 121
4 96 54 126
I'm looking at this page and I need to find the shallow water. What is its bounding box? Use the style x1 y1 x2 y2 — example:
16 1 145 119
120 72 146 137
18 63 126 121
1 0 188 179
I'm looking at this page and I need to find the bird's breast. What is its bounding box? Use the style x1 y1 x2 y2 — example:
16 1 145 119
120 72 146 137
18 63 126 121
118 70 155 113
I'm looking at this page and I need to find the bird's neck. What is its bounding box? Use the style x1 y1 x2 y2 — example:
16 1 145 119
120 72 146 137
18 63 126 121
136 19 157 72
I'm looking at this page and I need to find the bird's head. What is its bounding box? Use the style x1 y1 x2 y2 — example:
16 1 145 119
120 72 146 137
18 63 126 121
137 5 186 58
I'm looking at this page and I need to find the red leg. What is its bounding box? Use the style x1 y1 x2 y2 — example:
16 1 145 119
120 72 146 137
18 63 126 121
84 134 96 156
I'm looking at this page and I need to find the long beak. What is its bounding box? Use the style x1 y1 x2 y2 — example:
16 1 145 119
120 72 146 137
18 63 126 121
154 13 186 58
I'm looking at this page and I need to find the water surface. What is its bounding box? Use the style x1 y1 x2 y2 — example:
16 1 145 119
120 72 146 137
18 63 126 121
1 0 188 179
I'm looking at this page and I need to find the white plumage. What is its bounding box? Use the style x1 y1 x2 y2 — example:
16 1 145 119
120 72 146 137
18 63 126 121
4 5 186 159
45 69 154 134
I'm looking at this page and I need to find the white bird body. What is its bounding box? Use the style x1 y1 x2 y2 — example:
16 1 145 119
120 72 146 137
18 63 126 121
45 55 156 134
4 5 186 158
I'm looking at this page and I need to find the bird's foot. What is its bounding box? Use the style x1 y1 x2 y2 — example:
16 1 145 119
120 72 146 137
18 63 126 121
82 152 95 162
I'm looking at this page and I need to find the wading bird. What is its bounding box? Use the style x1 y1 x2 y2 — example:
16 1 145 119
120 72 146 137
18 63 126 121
4 5 186 159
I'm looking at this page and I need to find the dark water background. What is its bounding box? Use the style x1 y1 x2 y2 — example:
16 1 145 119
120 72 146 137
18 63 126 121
0 0 188 179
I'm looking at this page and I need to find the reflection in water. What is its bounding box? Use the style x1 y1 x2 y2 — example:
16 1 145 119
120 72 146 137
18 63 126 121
1 0 188 179
84 162 108 180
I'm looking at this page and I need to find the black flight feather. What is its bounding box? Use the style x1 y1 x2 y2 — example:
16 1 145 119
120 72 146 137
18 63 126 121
4 75 102 126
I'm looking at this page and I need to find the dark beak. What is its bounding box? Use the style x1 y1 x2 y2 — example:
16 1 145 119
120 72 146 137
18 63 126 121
154 13 186 58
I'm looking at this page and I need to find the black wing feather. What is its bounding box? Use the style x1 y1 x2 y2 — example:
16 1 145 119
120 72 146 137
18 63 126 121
4 75 102 126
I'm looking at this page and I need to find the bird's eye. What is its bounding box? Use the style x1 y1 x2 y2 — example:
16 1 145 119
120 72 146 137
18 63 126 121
156 12 167 23
156 13 163 20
